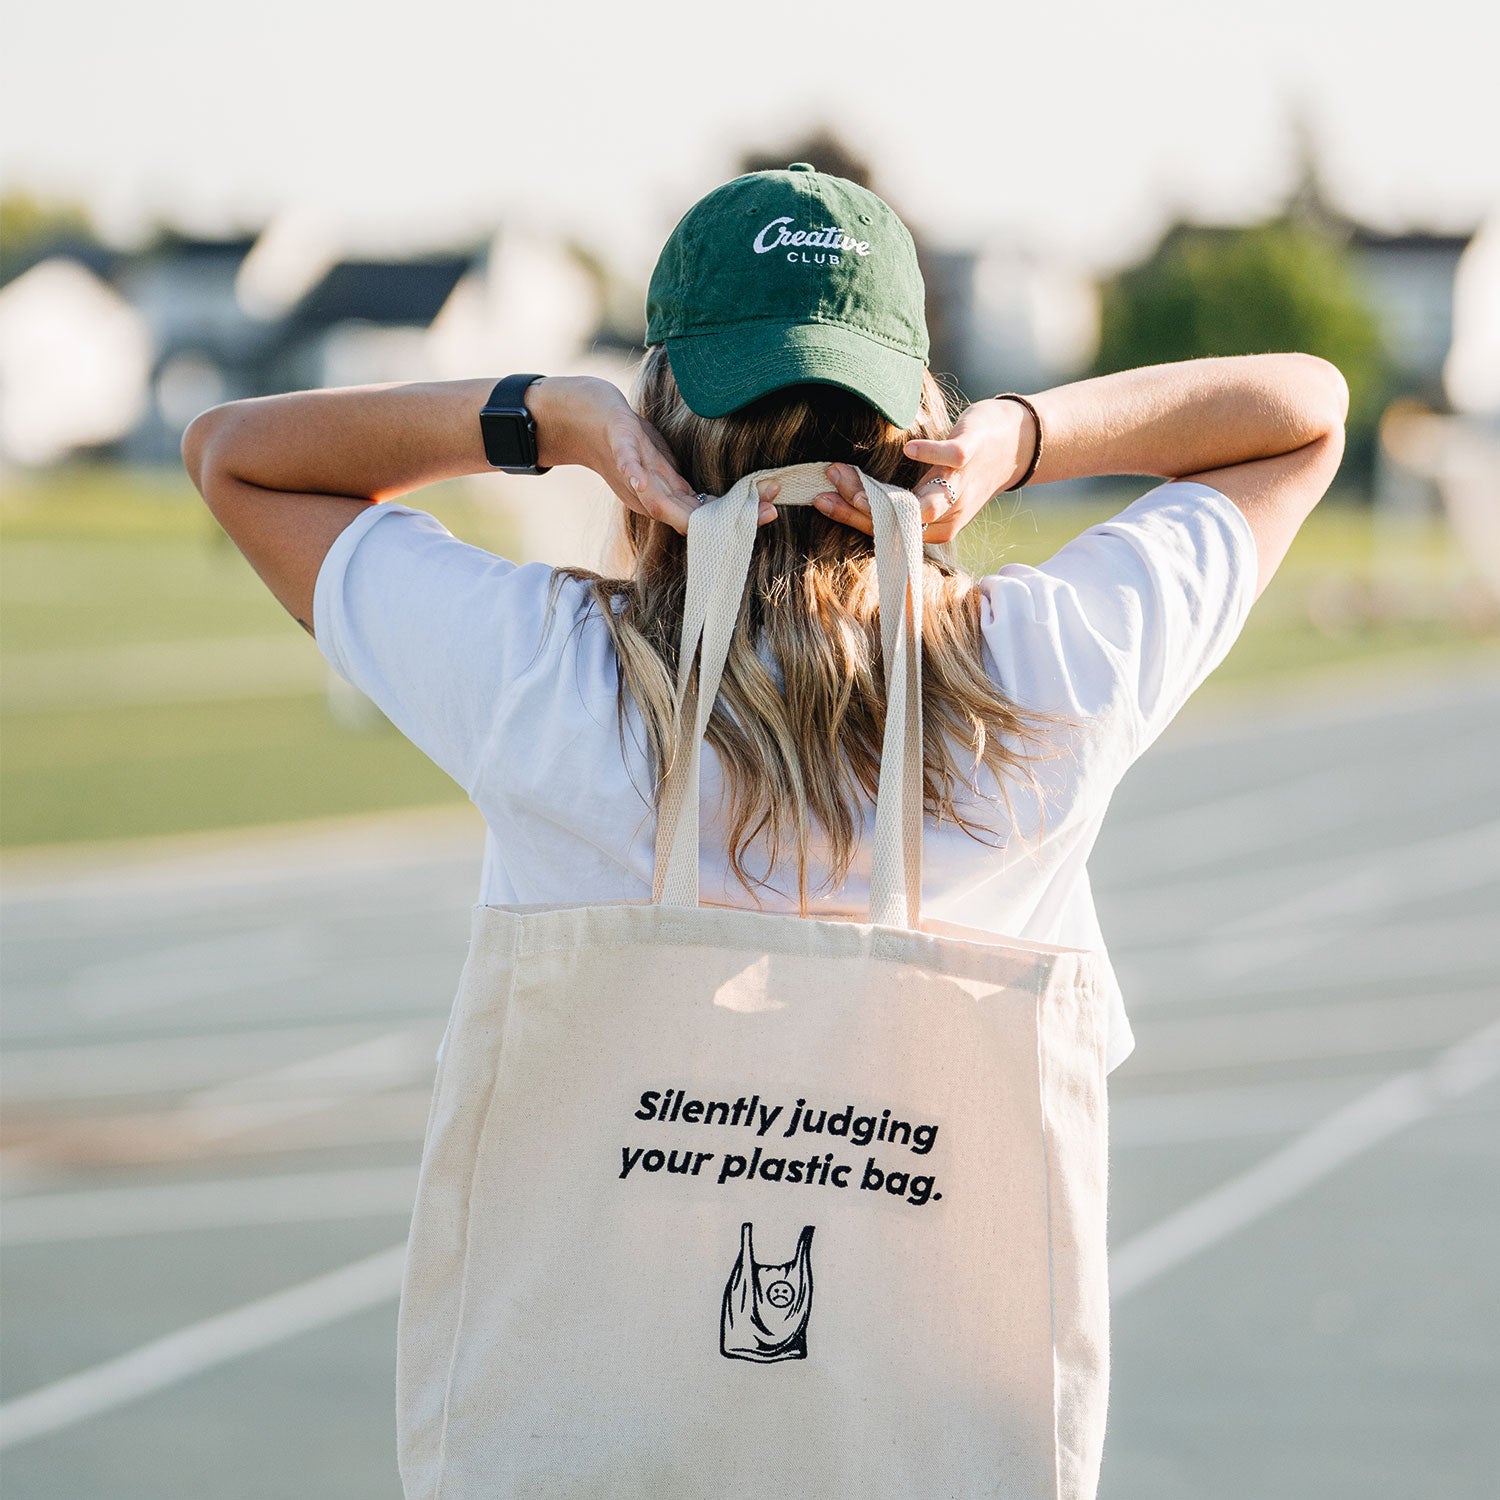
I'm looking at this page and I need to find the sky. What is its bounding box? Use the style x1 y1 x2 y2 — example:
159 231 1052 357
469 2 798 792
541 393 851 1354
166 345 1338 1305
5 0 1498 281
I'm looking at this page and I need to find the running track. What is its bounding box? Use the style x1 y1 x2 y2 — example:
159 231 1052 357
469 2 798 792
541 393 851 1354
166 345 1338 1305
3 661 1497 1498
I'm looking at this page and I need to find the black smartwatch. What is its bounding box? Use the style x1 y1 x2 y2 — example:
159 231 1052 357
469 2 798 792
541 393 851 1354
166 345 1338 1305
480 374 551 474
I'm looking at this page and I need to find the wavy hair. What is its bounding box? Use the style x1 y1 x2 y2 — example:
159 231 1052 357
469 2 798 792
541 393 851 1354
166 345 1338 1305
554 344 1065 910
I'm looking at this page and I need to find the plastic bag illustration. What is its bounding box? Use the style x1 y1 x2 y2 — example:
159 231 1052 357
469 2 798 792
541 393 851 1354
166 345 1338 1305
721 1222 814 1363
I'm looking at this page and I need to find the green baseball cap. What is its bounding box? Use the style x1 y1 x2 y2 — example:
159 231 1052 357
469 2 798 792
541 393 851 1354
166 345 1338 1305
645 163 929 427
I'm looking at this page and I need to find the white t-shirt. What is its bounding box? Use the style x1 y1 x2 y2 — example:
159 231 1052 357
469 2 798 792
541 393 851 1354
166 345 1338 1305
313 479 1258 1074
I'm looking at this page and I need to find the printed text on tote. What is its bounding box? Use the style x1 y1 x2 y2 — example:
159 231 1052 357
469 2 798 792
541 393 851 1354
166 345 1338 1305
616 1086 942 1208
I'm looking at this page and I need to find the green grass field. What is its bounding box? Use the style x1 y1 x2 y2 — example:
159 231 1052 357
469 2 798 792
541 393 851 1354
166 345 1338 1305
3 465 1494 850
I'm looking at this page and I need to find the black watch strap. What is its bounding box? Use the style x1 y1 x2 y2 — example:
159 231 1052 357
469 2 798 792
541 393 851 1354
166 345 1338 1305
480 374 551 473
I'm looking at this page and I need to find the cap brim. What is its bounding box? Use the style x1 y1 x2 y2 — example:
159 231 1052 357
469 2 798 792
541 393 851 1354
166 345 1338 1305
664 320 925 428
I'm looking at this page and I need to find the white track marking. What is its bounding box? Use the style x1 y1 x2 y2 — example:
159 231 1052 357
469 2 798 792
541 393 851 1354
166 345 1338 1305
0 1242 407 1451
1108 717 1493 872
8 1025 1497 1451
1111 1016 1500 1301
1144 659 1500 756
3 1031 438 1178
1201 913 1498 990
1112 1074 1401 1147
1 1021 443 1103
175 1030 435 1142
1 1166 419 1244
2 1090 435 1179
1121 990 1499 1076
1109 762 1367 875
1112 909 1500 1005
66 926 316 1017
1106 816 1500 945
1218 818 1500 938
0 806 482 906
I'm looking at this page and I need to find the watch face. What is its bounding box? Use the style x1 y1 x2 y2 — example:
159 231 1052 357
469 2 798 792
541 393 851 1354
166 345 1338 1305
481 408 537 470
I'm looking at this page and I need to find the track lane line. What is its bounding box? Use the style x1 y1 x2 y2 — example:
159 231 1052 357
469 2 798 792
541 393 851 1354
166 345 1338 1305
0 1242 407 1452
1110 1015 1500 1301
1 1166 419 1245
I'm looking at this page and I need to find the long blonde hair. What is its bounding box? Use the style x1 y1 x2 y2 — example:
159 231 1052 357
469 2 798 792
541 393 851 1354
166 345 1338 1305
555 345 1064 910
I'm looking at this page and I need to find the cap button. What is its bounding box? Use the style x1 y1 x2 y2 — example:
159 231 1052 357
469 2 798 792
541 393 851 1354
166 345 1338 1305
787 161 816 172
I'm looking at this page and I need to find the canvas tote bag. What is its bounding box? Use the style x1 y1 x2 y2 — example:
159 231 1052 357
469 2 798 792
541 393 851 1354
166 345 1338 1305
396 462 1113 1500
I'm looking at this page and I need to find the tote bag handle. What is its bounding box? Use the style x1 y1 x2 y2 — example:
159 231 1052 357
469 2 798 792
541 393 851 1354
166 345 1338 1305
651 461 925 929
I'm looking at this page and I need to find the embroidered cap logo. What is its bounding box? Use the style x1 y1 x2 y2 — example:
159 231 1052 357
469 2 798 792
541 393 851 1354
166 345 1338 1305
751 216 873 265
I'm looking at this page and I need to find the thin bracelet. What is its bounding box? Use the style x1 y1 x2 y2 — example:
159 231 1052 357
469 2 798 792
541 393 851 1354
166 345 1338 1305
993 392 1044 491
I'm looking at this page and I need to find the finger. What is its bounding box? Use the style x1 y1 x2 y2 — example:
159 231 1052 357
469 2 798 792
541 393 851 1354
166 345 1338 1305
754 478 781 526
824 462 872 516
620 469 697 534
618 440 698 534
913 468 963 524
639 437 700 510
810 488 875 537
902 437 968 469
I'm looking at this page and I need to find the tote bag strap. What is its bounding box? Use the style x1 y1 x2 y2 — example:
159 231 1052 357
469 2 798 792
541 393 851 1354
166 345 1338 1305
652 460 925 929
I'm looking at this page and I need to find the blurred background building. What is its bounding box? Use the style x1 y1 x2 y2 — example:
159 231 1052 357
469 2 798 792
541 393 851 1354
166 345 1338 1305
2 126 1494 479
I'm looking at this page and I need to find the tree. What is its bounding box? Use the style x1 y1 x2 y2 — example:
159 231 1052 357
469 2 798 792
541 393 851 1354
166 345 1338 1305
0 189 95 258
1094 219 1389 469
0 189 107 291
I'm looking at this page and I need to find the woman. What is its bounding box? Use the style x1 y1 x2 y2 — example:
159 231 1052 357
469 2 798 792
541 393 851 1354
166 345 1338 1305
183 165 1346 1490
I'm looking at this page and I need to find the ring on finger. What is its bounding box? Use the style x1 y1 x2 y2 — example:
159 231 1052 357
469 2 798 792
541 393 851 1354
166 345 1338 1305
921 475 959 509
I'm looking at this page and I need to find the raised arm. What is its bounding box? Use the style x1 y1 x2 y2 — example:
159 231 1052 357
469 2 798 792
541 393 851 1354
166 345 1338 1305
1011 353 1347 490
1017 354 1347 600
823 354 1349 601
180 376 729 634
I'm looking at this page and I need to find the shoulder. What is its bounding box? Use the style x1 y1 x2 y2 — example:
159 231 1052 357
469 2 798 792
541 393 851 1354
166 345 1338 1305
314 501 600 675
977 480 1258 755
984 481 1255 608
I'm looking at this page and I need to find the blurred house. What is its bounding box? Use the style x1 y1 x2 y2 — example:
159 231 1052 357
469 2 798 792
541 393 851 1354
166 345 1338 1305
264 252 476 395
1350 228 1473 406
0 252 151 468
1282 139 1479 410
428 227 614 396
3 177 1480 476
112 231 263 463
925 247 1100 399
0 219 613 469
1444 213 1500 419
119 233 484 461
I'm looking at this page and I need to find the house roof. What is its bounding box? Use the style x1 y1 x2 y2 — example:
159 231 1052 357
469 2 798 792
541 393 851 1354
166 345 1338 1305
142 230 261 261
284 256 474 331
0 233 122 291
1348 227 1474 256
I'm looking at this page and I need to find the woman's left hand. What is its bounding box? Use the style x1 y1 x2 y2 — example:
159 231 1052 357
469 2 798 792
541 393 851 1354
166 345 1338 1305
530 376 778 534
811 397 1035 542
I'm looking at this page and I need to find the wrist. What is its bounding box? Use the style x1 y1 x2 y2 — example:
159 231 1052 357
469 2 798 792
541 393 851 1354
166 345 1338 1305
526 375 623 471
989 393 1042 490
522 376 569 470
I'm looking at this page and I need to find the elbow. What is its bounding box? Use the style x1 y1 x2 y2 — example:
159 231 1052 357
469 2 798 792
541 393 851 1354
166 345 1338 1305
181 401 248 501
181 405 223 493
1292 353 1350 438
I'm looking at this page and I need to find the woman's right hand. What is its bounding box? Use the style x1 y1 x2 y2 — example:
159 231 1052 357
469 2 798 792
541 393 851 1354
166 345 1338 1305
811 397 1037 542
529 375 778 534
